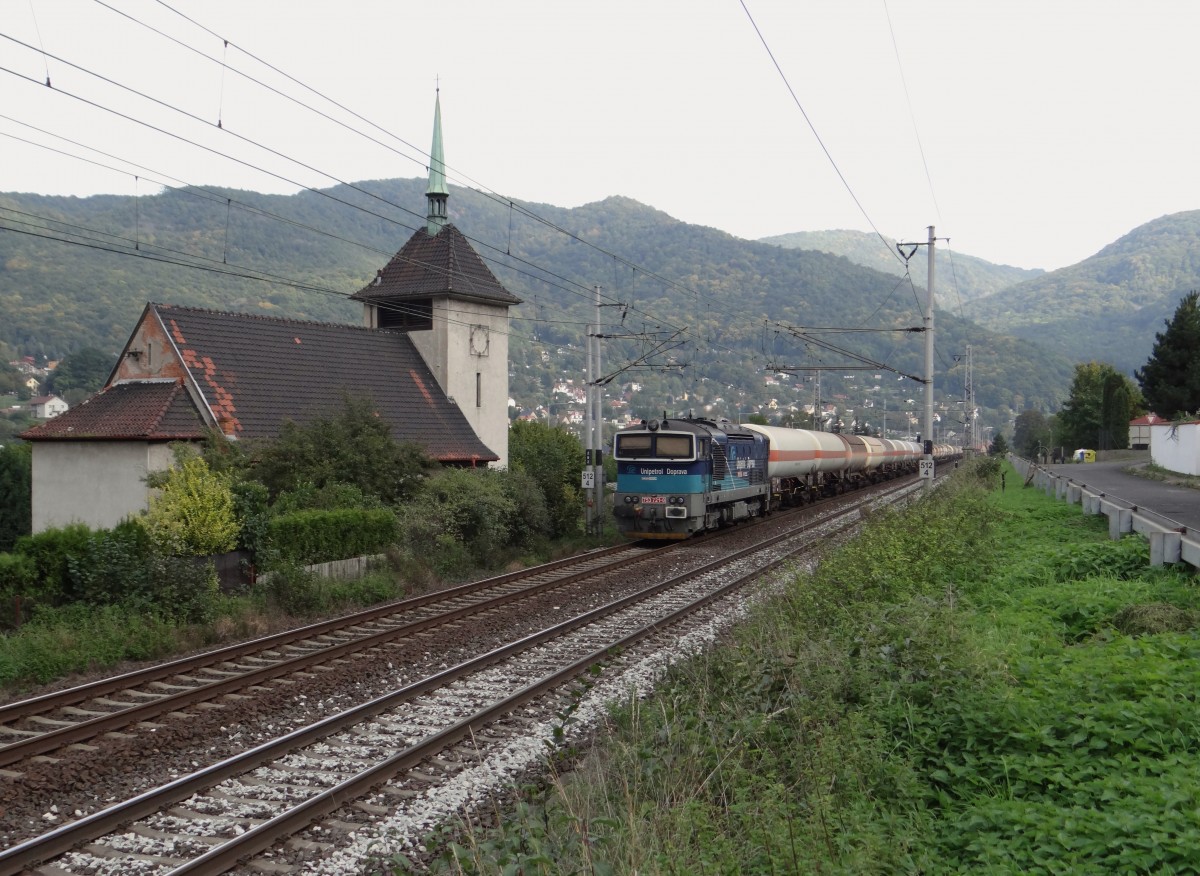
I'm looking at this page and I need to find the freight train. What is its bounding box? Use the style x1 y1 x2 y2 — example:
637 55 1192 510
612 414 957 539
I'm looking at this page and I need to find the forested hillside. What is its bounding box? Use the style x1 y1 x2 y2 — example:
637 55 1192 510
961 211 1200 374
759 229 1042 304
0 179 1074 430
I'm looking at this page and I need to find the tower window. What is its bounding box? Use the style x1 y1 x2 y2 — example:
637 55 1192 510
476 372 482 407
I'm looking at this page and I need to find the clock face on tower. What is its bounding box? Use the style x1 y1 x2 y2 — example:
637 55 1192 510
470 324 490 356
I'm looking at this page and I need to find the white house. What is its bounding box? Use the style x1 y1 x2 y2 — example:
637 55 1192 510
29 394 69 419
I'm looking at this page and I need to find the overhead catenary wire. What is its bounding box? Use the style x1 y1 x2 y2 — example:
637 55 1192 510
11 6 888 371
1 7 927 388
739 0 904 269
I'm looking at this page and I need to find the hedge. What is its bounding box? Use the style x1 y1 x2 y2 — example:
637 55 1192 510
266 507 398 566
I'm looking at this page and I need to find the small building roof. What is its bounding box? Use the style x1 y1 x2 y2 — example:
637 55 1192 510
28 395 65 406
350 224 521 307
1130 413 1168 425
21 380 206 441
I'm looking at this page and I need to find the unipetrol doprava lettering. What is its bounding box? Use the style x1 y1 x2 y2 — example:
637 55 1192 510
639 467 690 476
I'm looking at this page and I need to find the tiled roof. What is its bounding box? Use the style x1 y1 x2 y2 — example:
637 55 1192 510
150 304 497 463
21 380 206 441
351 224 521 306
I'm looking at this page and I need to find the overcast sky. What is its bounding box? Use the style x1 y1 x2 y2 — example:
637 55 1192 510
3 1 1197 272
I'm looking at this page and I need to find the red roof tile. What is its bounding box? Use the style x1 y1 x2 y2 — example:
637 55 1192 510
21 380 206 441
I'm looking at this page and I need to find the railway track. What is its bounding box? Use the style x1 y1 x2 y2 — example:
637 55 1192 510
0 543 660 769
0 476 924 875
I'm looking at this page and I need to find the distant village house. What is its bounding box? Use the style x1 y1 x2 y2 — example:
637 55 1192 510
28 395 68 419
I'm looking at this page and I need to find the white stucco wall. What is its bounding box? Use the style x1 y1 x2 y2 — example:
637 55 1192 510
1150 423 1200 476
31 441 174 533
411 298 511 468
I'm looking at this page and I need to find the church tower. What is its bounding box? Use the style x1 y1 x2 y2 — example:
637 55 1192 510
351 92 520 467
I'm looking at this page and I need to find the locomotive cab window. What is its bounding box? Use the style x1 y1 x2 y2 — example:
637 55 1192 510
614 433 695 461
655 435 693 459
615 434 653 458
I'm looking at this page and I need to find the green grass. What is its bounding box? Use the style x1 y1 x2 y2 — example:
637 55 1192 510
418 460 1200 875
0 570 412 692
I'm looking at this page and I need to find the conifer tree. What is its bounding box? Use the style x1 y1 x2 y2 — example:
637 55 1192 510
1137 291 1200 419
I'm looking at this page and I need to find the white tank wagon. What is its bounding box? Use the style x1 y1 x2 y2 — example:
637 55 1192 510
879 438 923 472
741 425 898 504
741 424 850 478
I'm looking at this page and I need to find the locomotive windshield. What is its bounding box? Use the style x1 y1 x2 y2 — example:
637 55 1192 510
615 432 695 461
616 434 653 455
655 435 693 459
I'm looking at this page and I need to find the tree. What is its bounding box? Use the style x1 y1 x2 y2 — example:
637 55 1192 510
47 348 114 403
508 419 585 538
0 442 32 551
250 395 436 504
143 450 239 556
1012 410 1052 460
989 433 1009 457
1057 362 1143 450
1136 291 1200 419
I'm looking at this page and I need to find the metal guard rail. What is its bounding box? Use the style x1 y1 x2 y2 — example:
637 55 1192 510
1009 456 1195 568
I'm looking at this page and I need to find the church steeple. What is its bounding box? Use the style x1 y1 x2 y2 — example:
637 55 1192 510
426 90 449 235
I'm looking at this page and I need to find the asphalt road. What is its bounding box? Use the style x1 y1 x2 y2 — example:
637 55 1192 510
1039 459 1200 532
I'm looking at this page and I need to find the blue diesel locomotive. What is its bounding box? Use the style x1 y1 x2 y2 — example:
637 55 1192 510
613 416 769 539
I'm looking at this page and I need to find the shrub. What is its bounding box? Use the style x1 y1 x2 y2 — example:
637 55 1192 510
64 519 155 606
0 552 36 596
250 395 436 503
266 507 398 566
416 468 517 567
231 478 270 557
508 420 585 538
13 523 95 605
272 481 383 515
259 560 322 616
144 452 239 556
499 468 552 549
0 552 37 627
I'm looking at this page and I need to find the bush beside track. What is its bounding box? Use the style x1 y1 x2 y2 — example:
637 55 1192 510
428 457 1200 874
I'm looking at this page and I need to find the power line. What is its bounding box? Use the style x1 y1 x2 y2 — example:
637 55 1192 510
739 0 904 269
1 10 928 390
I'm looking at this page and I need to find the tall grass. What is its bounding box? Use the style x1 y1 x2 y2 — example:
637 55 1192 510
0 570 411 693
423 461 1200 874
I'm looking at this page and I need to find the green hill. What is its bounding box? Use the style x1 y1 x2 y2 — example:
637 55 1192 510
0 180 1074 435
961 211 1200 374
759 229 1043 305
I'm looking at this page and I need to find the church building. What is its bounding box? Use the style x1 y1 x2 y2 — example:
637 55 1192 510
22 95 519 533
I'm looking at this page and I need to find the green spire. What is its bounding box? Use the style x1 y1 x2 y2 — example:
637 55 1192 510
426 90 448 234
